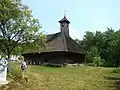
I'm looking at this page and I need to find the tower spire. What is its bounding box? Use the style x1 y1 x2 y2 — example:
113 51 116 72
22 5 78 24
59 12 70 37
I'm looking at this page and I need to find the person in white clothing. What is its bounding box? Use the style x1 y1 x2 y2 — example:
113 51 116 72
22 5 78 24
21 60 27 78
21 60 27 72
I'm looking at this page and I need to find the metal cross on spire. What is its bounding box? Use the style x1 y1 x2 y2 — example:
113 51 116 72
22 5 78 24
64 9 67 17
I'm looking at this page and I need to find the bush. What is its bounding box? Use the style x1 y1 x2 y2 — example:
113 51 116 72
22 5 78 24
92 56 101 66
112 68 120 73
101 61 114 67
7 62 23 82
87 63 94 66
85 46 99 63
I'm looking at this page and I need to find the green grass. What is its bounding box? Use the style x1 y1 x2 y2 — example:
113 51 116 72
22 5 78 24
0 62 120 90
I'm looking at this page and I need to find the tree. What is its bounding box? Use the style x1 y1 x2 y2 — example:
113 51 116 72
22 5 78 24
20 34 46 54
85 46 99 63
81 28 120 67
0 0 43 60
82 31 95 51
92 56 101 67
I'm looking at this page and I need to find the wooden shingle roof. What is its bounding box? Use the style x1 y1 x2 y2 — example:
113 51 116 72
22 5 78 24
46 32 86 54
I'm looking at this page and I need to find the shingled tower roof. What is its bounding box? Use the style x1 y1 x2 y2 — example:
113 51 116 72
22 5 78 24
59 16 70 23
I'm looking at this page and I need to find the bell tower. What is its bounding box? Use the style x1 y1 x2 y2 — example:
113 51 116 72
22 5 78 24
59 16 70 37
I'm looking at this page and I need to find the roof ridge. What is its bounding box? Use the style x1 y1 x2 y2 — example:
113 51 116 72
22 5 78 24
64 34 86 54
46 32 61 42
62 33 68 51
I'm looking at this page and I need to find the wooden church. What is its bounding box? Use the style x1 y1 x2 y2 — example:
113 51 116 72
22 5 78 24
22 16 86 66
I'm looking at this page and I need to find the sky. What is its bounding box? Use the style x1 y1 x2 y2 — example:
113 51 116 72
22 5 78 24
22 0 120 40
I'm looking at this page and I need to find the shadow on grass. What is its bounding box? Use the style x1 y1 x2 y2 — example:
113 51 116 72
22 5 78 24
104 76 120 90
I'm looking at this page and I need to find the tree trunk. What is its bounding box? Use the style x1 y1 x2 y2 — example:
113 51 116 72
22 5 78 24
7 49 11 72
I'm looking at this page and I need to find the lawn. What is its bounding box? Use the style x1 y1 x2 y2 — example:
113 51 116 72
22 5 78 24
0 62 120 90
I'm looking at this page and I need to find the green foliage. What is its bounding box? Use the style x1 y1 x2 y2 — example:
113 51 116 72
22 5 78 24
85 46 99 63
85 51 92 63
0 0 45 59
101 61 114 67
22 34 46 53
82 31 95 51
80 28 120 67
113 68 120 73
7 62 22 82
92 56 101 66
85 47 102 67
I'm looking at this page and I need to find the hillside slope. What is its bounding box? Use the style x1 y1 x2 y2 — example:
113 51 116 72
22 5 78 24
0 62 120 90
